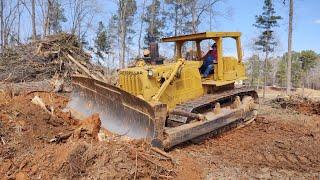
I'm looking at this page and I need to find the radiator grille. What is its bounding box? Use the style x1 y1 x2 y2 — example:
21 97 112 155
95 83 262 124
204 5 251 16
119 72 142 96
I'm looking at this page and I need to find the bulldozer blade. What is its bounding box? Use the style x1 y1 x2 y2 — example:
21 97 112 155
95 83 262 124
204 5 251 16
66 75 156 139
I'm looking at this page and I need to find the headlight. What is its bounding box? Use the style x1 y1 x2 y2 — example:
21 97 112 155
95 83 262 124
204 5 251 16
147 69 153 77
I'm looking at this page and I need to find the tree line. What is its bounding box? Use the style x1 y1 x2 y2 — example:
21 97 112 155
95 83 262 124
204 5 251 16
0 0 226 66
246 50 320 92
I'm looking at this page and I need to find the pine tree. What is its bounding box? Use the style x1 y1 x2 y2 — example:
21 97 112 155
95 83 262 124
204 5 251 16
276 51 301 88
254 0 281 99
299 50 318 96
116 0 137 68
164 0 194 56
48 0 67 34
94 21 110 63
106 14 118 51
143 0 166 46
246 54 262 87
283 0 294 95
165 0 193 36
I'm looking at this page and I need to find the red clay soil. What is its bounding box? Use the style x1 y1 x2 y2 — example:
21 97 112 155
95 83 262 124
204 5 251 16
172 115 320 179
0 92 176 179
0 92 319 179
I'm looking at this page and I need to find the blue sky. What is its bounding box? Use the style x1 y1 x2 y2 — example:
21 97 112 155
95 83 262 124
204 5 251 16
215 0 320 56
17 0 320 60
96 0 320 58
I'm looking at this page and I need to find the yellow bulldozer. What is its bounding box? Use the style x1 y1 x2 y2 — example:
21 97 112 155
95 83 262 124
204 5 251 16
68 32 258 150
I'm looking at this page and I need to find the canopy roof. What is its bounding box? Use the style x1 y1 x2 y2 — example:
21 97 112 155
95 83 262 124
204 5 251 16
161 32 241 42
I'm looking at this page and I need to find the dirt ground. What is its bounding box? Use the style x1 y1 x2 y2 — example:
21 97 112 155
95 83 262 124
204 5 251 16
0 89 320 179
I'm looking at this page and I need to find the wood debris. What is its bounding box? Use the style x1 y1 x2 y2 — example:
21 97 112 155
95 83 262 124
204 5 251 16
272 95 320 115
0 33 108 85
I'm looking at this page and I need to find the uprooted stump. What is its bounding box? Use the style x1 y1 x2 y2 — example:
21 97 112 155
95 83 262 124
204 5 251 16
74 113 101 140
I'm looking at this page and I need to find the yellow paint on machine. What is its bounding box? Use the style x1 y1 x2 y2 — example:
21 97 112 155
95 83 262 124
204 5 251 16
119 32 248 110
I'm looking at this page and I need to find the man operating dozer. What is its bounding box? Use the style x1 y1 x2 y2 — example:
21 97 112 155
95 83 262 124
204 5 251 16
200 43 217 78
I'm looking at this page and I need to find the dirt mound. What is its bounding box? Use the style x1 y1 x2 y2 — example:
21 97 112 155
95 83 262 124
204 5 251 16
272 95 320 115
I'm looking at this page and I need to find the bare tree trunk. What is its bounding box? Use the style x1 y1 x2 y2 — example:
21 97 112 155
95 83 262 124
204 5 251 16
43 0 51 37
191 1 197 34
119 1 127 68
173 4 178 56
47 9 51 35
191 2 197 51
263 51 269 99
138 0 146 58
120 23 126 68
209 0 212 31
251 57 255 86
0 0 4 51
286 0 293 95
302 77 305 97
31 0 36 40
257 71 260 92
17 0 21 43
150 0 156 41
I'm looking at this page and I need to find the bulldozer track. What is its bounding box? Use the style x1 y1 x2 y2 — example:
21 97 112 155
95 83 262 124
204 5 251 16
168 87 258 124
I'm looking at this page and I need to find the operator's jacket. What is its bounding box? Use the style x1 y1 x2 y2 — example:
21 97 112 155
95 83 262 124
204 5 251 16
200 50 217 73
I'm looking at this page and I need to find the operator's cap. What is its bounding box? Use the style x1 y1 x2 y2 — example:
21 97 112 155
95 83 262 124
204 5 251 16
143 49 150 56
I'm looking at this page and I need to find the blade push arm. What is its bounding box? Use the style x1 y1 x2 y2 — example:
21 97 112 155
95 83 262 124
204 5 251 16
152 59 184 102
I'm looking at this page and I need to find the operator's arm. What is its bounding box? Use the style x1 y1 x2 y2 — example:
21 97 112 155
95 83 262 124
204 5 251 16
202 50 212 60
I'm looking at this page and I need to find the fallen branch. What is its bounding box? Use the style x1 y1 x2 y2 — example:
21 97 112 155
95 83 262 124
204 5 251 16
138 153 173 172
158 175 174 179
151 147 174 161
0 81 54 96
31 95 53 115
66 53 100 81
49 131 73 143
1 137 6 145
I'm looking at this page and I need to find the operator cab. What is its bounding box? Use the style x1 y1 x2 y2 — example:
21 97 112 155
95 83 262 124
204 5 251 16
161 32 247 90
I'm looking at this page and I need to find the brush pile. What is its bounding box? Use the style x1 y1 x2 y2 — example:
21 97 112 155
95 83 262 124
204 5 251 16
272 95 320 115
0 33 106 84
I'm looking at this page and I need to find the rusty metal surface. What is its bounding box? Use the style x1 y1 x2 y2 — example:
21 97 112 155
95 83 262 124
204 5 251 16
160 87 258 149
168 87 258 123
67 75 157 139
163 110 257 149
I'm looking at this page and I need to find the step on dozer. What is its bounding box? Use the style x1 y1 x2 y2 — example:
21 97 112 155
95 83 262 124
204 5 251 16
67 32 259 150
